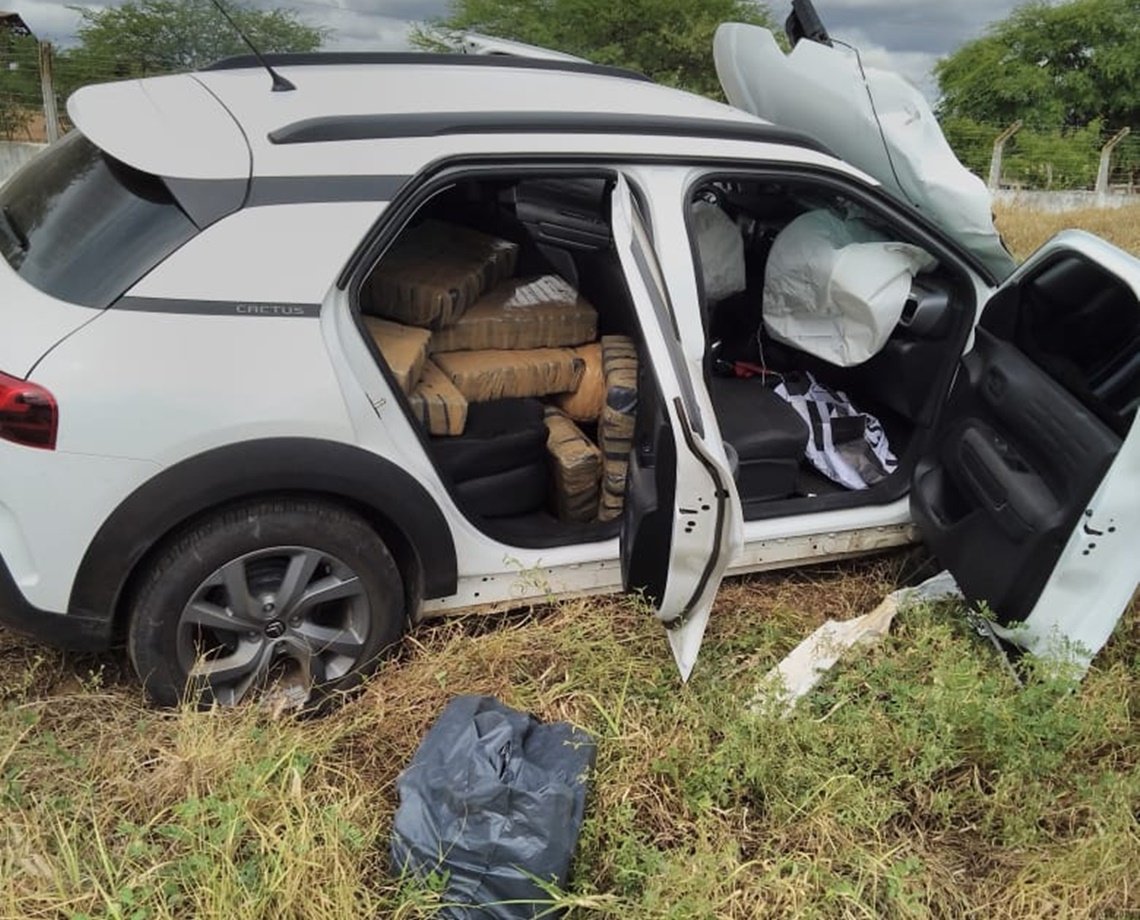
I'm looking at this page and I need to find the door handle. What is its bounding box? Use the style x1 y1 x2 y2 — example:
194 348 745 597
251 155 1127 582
958 427 1057 540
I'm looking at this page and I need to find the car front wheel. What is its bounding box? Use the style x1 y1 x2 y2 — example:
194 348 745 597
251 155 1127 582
128 498 406 707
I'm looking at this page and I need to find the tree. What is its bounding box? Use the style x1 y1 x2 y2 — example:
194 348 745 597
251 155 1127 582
57 0 325 93
934 0 1140 130
0 31 40 139
415 0 773 98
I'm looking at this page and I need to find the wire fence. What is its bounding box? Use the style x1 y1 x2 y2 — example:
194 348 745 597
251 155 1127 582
942 118 1139 193
0 31 1137 195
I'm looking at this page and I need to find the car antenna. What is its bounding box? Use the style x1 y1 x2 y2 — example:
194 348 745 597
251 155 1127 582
206 0 296 92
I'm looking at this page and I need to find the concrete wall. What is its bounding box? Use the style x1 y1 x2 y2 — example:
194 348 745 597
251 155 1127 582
0 141 48 184
994 189 1140 213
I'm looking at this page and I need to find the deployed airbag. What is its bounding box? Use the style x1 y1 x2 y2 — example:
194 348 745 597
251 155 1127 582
763 209 937 366
692 200 746 302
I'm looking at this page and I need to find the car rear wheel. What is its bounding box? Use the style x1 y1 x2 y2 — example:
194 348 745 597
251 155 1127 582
128 498 405 707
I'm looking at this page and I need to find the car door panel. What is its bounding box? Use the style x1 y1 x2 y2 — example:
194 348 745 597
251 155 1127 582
610 175 743 679
913 230 1139 656
913 330 1120 623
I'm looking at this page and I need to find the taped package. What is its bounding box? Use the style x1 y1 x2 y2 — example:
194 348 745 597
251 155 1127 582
597 336 639 522
364 317 432 395
434 348 585 403
362 220 520 329
430 275 598 353
409 360 468 436
552 342 604 423
544 408 602 523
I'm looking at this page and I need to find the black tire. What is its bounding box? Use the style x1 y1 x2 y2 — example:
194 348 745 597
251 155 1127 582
128 498 406 708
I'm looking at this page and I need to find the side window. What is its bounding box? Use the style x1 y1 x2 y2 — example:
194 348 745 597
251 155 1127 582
0 131 198 308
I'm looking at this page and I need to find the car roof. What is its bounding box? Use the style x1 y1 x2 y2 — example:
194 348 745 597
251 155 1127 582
67 54 827 185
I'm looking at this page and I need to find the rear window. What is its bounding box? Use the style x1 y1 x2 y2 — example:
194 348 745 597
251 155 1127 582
0 131 198 308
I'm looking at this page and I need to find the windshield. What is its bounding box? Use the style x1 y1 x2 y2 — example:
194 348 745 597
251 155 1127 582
0 131 198 308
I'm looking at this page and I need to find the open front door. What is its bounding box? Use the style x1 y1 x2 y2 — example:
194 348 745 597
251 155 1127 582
913 231 1140 669
610 176 743 680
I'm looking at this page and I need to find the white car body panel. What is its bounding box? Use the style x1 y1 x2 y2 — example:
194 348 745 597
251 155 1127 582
0 259 97 378
34 308 353 464
459 33 589 62
0 443 159 610
611 175 743 678
128 202 380 304
421 520 918 619
68 75 250 180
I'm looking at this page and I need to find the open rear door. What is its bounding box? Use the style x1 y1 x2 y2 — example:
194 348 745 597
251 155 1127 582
912 231 1140 669
610 176 743 680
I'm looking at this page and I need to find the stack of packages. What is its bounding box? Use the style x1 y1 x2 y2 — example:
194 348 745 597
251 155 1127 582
363 218 639 523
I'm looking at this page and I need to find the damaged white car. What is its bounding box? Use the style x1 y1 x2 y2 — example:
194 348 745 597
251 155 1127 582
0 7 1136 705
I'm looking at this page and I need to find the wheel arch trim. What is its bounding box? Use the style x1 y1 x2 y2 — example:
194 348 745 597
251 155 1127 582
68 438 458 629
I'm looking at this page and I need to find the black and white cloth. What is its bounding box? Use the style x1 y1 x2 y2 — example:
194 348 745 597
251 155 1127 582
774 372 897 489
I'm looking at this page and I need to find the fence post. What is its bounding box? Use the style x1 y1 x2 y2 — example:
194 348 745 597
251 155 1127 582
38 41 61 144
1096 127 1131 197
988 121 1022 191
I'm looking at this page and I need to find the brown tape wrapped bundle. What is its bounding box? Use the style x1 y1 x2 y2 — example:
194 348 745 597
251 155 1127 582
361 220 520 328
430 275 598 353
409 360 469 436
434 348 585 402
543 408 601 523
597 336 639 522
363 317 432 395
552 342 604 423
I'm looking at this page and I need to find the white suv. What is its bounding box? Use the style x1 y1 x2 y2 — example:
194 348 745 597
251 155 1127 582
1 24 1137 705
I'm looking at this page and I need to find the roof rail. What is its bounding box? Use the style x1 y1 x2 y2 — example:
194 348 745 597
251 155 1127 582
201 52 651 83
267 110 831 155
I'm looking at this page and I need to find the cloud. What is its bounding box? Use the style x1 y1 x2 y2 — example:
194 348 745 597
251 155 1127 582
13 0 446 48
774 0 1026 98
13 1 94 43
805 0 1020 56
16 0 1024 90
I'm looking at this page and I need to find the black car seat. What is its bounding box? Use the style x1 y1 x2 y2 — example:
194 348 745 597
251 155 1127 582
430 398 549 519
708 375 809 502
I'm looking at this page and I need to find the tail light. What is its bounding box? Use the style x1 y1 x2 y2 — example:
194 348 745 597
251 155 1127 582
0 370 58 449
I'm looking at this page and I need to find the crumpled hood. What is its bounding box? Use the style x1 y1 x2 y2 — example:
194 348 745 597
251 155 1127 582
713 23 1015 280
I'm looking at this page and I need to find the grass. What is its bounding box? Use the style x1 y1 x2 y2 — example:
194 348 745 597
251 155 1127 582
2 204 1139 918
2 552 1138 919
994 202 1140 259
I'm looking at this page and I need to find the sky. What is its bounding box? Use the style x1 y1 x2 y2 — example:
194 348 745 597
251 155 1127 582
10 0 1028 97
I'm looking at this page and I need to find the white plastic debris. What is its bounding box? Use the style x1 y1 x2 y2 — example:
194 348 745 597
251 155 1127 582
752 570 962 716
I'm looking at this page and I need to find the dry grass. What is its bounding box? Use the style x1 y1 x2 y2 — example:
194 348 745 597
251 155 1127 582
995 203 1140 260
2 550 1137 919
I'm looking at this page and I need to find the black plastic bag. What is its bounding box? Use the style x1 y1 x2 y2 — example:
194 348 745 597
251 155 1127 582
390 695 597 918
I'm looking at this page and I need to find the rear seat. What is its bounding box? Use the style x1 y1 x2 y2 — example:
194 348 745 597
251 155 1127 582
431 398 549 518
708 375 809 501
